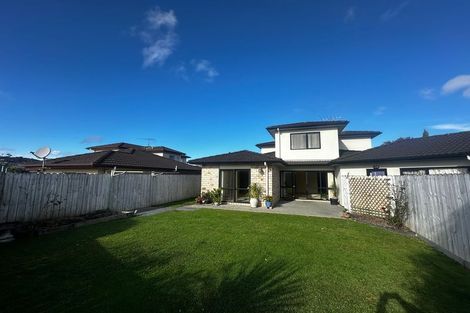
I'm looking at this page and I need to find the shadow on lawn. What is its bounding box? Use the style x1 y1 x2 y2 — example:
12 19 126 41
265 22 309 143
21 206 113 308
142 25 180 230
375 203 470 313
376 251 470 313
2 218 305 313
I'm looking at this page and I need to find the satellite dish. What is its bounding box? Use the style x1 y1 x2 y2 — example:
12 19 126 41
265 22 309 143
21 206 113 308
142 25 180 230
34 147 51 159
30 146 52 172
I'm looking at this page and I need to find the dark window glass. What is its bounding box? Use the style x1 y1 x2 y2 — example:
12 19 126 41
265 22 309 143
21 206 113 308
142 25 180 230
400 168 429 175
367 169 388 176
290 132 320 150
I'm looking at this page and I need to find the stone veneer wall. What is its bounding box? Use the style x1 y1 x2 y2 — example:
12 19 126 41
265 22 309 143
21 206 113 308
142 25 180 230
199 164 281 205
201 166 219 193
250 165 266 194
249 165 281 205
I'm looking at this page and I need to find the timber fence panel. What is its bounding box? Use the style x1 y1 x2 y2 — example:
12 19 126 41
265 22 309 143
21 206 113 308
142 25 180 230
343 174 470 265
0 172 201 223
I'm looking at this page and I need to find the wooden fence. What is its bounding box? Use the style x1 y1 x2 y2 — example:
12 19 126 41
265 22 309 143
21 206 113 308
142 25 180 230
0 172 201 223
341 174 470 266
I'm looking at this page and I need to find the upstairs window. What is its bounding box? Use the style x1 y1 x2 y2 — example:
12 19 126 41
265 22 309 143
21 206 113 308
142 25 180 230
290 132 321 150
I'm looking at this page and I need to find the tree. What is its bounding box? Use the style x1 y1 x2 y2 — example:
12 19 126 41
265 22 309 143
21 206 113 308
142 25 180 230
422 129 429 137
382 137 413 146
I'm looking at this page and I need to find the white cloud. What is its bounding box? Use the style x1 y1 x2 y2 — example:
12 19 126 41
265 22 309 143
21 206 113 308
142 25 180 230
192 59 219 82
81 136 103 144
442 75 470 99
50 150 62 158
142 33 178 67
173 63 189 81
431 123 470 132
146 7 177 30
0 147 15 155
381 2 409 22
136 6 178 68
374 106 386 116
419 88 436 100
344 7 356 23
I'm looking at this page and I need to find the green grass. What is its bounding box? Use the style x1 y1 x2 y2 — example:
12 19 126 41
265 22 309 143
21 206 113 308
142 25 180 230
1 209 469 313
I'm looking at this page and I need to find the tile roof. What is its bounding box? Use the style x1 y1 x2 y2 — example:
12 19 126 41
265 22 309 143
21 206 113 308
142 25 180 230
333 131 470 164
87 142 144 151
266 120 349 136
255 141 275 148
189 150 286 165
87 142 188 157
23 150 200 172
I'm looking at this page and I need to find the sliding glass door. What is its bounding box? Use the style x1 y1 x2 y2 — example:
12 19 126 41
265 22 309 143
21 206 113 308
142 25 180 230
219 169 250 203
281 171 330 200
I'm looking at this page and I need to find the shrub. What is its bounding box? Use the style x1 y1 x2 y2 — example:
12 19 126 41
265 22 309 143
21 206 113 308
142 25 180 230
196 192 212 204
385 181 410 228
209 188 222 205
263 195 273 202
248 183 263 199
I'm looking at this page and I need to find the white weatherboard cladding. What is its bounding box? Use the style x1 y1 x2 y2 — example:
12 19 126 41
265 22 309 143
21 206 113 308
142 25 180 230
275 128 340 161
339 137 372 151
260 147 275 154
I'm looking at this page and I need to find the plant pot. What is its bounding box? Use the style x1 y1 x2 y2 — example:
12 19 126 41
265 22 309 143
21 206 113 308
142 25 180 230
330 197 339 205
250 198 258 208
265 201 272 209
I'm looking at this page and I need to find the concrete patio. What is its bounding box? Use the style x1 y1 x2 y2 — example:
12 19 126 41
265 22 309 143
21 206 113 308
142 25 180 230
187 199 344 218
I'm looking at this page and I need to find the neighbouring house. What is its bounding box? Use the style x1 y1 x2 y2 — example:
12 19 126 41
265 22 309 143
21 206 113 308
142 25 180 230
23 142 200 174
87 142 191 163
0 155 39 173
190 120 470 206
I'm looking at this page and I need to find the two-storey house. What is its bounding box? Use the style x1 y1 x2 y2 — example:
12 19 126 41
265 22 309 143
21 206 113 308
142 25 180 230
190 120 470 206
190 120 380 204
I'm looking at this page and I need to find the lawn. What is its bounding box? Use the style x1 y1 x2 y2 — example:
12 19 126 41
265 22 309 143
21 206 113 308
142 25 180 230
1 209 469 313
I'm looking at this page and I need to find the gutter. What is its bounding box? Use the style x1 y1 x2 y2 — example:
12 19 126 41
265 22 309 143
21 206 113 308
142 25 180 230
331 152 470 165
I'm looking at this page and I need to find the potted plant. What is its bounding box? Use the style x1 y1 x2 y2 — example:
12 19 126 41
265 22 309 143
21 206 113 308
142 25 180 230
248 183 262 208
263 195 273 209
329 181 339 205
210 188 222 206
200 191 212 204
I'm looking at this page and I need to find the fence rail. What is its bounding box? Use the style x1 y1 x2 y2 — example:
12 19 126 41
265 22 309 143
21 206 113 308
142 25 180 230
341 174 470 266
0 172 200 223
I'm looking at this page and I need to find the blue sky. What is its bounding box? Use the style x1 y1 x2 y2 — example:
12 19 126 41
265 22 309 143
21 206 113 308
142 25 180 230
1 0 470 159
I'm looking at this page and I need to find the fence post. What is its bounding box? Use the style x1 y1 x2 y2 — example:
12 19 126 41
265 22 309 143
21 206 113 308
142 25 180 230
0 173 5 206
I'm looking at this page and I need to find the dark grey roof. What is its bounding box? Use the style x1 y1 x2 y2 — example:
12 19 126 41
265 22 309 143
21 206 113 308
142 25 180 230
87 142 188 157
23 150 200 172
87 142 144 151
333 131 470 164
339 149 363 158
284 160 332 166
255 141 275 148
339 131 382 139
189 150 286 165
266 120 349 136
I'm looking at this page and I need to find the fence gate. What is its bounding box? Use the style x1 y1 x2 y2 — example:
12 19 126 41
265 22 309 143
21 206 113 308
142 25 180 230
348 176 391 217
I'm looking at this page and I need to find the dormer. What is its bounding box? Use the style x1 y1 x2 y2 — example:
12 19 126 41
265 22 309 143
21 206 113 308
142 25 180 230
255 141 275 154
339 131 382 151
